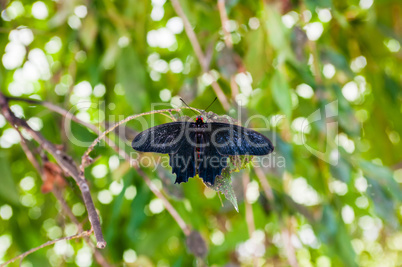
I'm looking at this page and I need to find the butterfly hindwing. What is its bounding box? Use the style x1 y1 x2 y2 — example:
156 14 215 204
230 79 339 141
169 130 197 184
198 143 228 185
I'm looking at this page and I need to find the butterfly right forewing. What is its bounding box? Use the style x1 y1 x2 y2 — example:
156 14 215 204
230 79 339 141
209 122 274 156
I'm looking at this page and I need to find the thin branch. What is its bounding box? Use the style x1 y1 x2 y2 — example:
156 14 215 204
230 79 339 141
140 169 191 235
81 108 194 168
281 219 299 267
10 117 111 266
242 173 255 236
242 172 258 267
254 166 274 201
210 81 230 111
0 230 92 267
6 97 101 134
8 97 193 237
80 108 193 235
14 126 42 174
170 0 207 70
0 92 106 249
217 0 233 49
170 0 230 111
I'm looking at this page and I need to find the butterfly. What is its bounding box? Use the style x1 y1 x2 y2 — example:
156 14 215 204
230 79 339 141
132 101 274 185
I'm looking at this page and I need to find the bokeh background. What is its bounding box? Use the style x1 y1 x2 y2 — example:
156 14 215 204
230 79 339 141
0 0 402 266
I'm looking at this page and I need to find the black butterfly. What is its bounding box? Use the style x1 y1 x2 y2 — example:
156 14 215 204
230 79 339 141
132 112 274 185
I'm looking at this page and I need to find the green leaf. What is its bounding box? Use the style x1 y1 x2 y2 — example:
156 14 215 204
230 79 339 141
116 47 148 113
245 27 269 84
360 160 402 201
271 71 292 119
264 5 287 51
317 205 357 267
330 156 351 183
208 165 238 212
79 12 98 50
207 154 253 212
0 153 20 205
366 178 398 229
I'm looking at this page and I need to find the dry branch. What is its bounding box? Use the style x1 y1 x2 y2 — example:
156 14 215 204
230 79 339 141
170 0 230 111
0 230 92 267
79 108 193 235
0 92 106 249
7 96 192 236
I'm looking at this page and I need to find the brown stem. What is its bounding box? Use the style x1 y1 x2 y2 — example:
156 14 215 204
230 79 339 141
170 0 207 70
80 108 192 235
281 220 299 267
242 172 258 267
10 117 110 265
242 173 255 236
254 166 274 201
8 97 192 237
170 0 230 111
0 92 106 249
13 126 42 174
217 0 233 49
0 230 93 267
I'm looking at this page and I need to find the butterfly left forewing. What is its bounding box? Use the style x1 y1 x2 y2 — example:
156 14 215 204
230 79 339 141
132 122 188 154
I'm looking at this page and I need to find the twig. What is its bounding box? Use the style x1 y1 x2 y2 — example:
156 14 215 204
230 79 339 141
170 0 207 70
80 108 193 235
254 166 274 201
81 108 195 168
8 97 192 237
6 97 101 134
0 92 106 249
217 0 233 49
242 173 255 236
281 219 299 267
13 126 42 174
242 172 258 267
9 115 111 266
0 230 93 267
170 0 230 111
140 168 191 235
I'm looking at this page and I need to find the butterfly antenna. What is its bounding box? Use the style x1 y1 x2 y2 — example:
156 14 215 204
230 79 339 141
180 98 199 115
204 97 217 112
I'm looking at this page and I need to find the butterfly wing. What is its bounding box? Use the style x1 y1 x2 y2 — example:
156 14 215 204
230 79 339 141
190 126 227 185
132 121 198 183
170 129 197 184
209 122 274 156
132 122 188 154
197 141 228 185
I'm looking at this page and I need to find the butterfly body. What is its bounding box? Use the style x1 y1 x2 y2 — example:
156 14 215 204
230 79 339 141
132 115 273 185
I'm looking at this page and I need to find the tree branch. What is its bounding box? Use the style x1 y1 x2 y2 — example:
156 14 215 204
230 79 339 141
0 92 106 249
7 97 192 236
217 0 233 49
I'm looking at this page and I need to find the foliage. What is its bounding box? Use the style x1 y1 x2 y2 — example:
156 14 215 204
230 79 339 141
0 0 402 266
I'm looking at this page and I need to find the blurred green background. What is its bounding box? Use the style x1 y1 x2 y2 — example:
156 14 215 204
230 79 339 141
0 0 402 266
